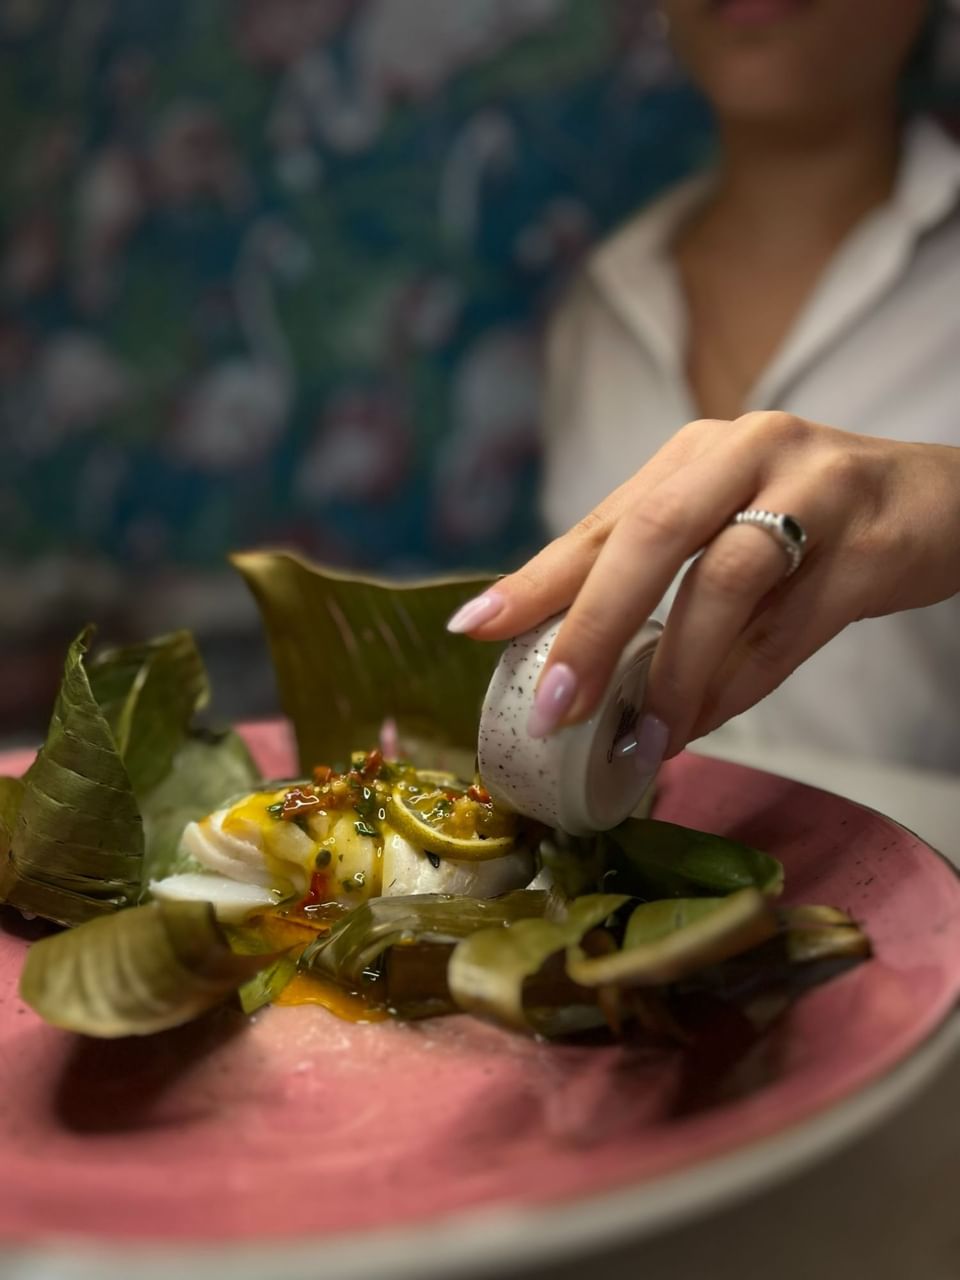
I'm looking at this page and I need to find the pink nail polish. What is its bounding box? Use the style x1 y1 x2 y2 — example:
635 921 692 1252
633 713 669 775
446 591 505 634
527 663 578 739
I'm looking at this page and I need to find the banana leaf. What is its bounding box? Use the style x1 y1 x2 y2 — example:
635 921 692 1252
235 956 300 1015
675 904 872 1008
447 893 628 1032
606 818 784 898
0 630 144 925
536 832 606 897
624 897 731 946
0 629 261 926
19 900 278 1037
87 630 209 797
780 905 872 964
225 916 309 1015
231 550 498 772
567 890 777 988
225 927 301 1015
0 777 24 855
302 891 550 988
383 941 604 1026
139 728 261 888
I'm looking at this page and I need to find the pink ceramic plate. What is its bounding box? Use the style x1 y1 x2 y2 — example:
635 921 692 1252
0 721 958 1265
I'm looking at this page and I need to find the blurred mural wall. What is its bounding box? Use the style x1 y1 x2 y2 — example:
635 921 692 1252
1 0 958 737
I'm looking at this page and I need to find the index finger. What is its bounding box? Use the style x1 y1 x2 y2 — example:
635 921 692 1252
446 419 725 641
540 436 764 729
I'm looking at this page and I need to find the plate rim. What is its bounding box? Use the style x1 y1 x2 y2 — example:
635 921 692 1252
0 1012 956 1280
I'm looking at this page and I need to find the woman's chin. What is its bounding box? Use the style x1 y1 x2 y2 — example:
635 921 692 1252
701 68 849 133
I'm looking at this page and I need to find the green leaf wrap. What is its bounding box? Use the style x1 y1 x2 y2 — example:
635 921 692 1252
0 630 261 925
606 818 784 898
231 550 498 772
87 630 209 797
0 630 143 925
139 729 261 888
567 890 777 988
447 893 628 1032
20 900 278 1037
302 891 550 988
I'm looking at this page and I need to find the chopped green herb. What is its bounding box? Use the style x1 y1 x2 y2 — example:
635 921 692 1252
353 784 382 823
266 802 285 817
339 870 368 893
355 820 378 839
315 849 332 869
426 852 441 870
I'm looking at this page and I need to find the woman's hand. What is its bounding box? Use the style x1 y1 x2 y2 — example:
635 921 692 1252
447 412 960 766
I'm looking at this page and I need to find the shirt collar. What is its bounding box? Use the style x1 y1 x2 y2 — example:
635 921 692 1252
893 114 960 234
586 172 708 380
587 116 960 405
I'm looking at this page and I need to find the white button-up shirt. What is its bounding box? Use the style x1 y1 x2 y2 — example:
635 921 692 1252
543 117 960 775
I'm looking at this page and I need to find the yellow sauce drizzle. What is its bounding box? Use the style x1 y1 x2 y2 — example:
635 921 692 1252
221 788 289 838
274 972 389 1022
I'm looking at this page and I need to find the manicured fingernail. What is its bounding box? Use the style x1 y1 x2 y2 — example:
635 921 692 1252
527 663 578 739
446 591 505 634
634 713 669 775
618 715 669 771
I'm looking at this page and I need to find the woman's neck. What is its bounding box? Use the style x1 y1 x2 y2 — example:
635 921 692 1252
672 101 905 421
703 104 903 255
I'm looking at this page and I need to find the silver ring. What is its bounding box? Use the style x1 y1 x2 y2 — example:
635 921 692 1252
731 509 808 577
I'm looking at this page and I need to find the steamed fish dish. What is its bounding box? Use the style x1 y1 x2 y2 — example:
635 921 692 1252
1 559 871 1042
13 726 870 1041
152 750 538 921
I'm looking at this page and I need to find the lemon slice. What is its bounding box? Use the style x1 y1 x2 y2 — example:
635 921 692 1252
412 769 464 790
388 784 517 861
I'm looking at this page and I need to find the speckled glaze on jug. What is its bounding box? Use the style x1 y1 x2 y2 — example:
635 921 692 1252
477 614 663 833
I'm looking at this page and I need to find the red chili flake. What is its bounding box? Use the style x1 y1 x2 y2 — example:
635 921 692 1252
361 748 383 781
324 779 353 809
281 787 322 820
467 784 491 805
297 869 329 911
312 764 333 785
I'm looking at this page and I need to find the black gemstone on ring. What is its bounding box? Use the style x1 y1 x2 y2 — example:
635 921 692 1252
781 515 804 544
